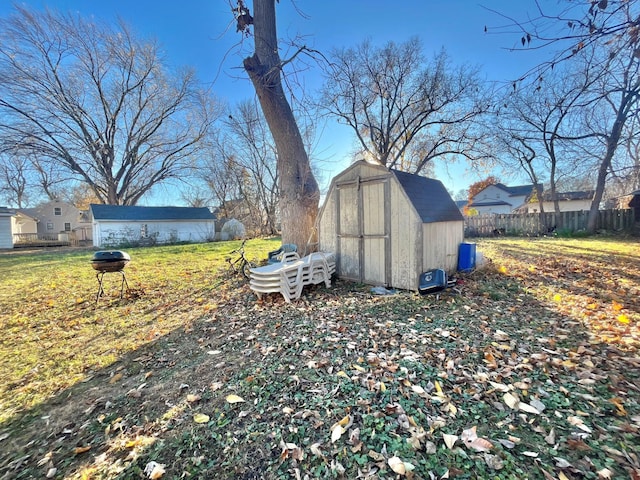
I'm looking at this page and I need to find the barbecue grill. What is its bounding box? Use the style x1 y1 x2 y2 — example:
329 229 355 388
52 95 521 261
91 250 130 302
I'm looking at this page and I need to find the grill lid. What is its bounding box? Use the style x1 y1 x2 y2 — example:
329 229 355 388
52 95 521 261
91 250 131 262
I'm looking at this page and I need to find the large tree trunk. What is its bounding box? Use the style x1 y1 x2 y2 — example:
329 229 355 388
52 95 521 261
586 107 626 233
243 0 320 254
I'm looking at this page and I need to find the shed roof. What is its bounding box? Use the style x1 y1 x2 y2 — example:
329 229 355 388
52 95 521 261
90 204 215 221
392 169 464 223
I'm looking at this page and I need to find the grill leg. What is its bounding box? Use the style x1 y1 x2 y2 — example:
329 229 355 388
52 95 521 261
119 271 129 299
95 270 129 304
96 272 106 303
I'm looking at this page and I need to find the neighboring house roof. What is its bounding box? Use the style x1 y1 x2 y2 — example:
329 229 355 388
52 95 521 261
455 200 468 210
468 200 513 207
90 204 215 221
392 169 464 223
493 183 540 197
0 206 13 216
539 190 594 201
17 207 40 220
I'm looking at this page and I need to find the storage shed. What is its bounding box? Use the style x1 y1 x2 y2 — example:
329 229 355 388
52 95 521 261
318 160 464 291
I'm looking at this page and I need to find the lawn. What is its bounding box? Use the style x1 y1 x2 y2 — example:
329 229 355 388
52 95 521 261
0 237 638 479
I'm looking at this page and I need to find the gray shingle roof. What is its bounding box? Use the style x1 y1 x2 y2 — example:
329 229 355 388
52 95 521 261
392 169 464 223
494 183 539 197
540 190 594 201
90 204 215 221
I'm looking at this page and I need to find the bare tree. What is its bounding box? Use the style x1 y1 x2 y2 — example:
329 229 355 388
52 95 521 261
494 62 600 227
234 0 320 252
321 38 488 174
0 151 30 208
0 6 218 206
490 0 640 232
225 101 280 234
197 100 279 236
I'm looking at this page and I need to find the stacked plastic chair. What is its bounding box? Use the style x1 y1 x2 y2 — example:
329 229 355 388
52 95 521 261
249 251 336 302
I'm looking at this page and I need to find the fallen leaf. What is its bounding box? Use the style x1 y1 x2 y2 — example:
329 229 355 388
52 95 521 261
489 381 510 392
617 314 630 324
144 461 166 479
193 413 210 424
503 392 519 409
226 394 245 404
186 394 201 403
310 442 324 457
442 433 458 449
331 425 344 443
74 446 91 455
609 397 627 416
388 456 406 475
544 428 556 445
411 384 426 395
109 373 123 384
597 467 613 479
519 402 540 414
337 414 350 427
484 453 504 470
554 457 572 468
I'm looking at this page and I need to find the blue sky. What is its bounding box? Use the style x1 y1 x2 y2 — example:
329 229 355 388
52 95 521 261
0 1 554 202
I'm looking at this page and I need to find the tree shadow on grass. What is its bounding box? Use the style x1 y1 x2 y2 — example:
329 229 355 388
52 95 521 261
1 258 639 479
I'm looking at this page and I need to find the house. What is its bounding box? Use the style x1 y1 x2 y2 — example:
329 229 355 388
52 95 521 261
14 200 92 245
0 207 13 249
517 190 595 214
90 204 216 247
318 160 464 291
468 183 538 215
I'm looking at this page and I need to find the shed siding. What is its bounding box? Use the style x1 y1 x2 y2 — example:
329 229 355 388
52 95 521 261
422 221 464 273
0 214 13 248
389 181 421 291
318 192 337 254
362 181 386 285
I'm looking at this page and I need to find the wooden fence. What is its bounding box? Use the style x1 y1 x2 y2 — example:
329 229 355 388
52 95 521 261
13 232 77 247
464 209 635 237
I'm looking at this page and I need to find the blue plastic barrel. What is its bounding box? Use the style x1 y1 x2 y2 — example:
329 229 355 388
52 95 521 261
458 242 476 272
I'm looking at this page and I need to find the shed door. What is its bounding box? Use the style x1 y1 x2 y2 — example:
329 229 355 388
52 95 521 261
337 175 391 285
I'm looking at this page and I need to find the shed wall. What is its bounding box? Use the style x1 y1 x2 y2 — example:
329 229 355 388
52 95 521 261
389 181 421 291
422 221 464 274
0 214 13 248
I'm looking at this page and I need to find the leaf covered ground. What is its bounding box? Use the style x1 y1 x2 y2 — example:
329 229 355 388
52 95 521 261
0 237 638 479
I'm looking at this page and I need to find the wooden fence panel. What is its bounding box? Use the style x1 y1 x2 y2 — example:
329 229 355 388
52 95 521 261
465 209 634 237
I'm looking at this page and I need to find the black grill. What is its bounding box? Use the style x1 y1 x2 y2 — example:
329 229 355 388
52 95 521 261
91 250 131 303
91 250 131 272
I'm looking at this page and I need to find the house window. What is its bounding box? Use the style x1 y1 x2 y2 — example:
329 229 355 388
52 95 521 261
54 207 61 216
64 223 71 232
47 222 54 231
141 224 148 238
